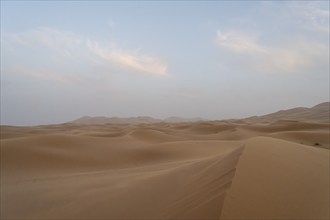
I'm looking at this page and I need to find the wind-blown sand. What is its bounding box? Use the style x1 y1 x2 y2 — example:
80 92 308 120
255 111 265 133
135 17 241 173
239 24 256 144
1 116 329 219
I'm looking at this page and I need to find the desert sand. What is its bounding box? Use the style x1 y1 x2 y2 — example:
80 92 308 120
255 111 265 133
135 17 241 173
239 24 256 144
1 104 329 219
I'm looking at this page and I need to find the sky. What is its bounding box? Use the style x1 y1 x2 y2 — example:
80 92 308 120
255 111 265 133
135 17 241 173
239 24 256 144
1 1 329 125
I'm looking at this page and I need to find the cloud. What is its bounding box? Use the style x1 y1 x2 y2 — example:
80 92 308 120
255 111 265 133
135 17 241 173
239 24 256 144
3 27 168 83
6 28 84 57
256 1 329 34
215 1 329 75
287 1 330 34
216 30 328 74
87 40 167 75
111 51 167 75
10 64 80 84
216 31 266 53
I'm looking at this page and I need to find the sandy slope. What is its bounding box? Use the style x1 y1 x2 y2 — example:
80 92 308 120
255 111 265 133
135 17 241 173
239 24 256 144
1 119 329 219
221 137 329 220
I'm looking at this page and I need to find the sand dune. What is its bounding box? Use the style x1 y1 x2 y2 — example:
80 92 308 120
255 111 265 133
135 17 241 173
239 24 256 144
1 130 243 219
246 102 329 123
221 137 329 220
1 104 329 219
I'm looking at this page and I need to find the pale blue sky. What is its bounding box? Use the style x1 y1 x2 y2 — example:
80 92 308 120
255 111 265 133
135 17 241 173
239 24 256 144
1 1 329 125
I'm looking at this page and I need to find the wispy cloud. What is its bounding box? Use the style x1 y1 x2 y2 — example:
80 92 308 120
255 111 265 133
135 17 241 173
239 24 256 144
3 27 168 84
287 1 330 34
10 64 80 84
216 30 328 74
111 51 167 75
216 31 266 53
87 41 167 75
256 1 329 34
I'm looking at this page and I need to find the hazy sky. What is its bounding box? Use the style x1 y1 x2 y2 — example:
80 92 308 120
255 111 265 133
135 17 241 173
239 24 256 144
1 1 329 125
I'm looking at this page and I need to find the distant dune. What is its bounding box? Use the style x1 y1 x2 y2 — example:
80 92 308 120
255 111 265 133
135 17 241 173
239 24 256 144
245 102 329 123
1 102 329 219
71 116 163 124
71 116 204 125
70 102 329 125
